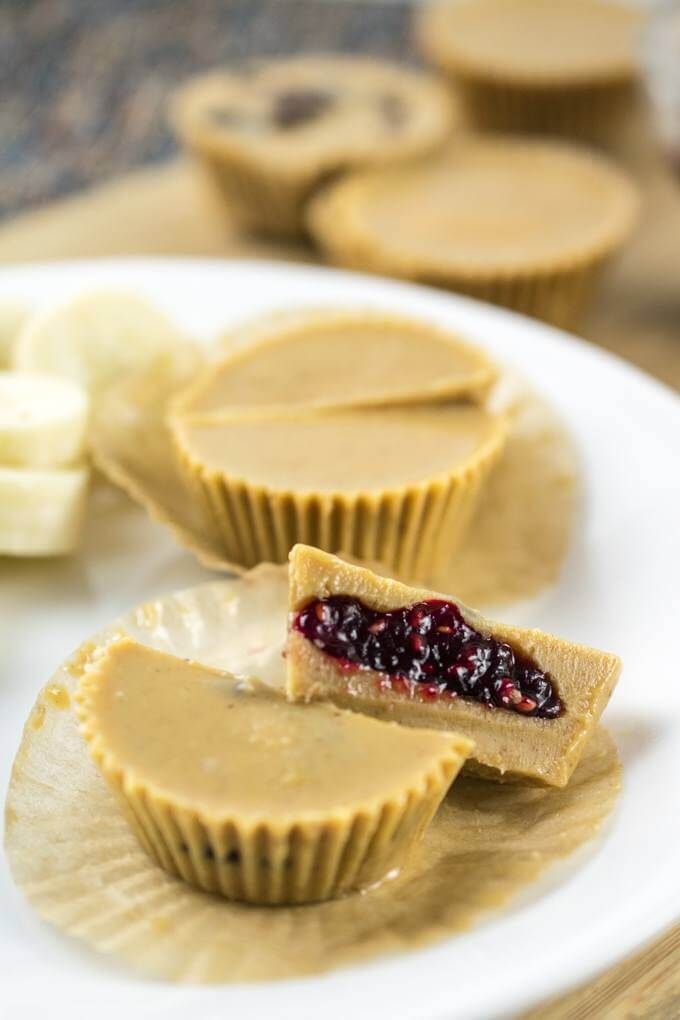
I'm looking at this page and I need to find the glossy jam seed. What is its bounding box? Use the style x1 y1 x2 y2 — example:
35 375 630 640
294 596 562 718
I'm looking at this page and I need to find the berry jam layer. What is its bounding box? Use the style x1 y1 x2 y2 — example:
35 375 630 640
294 596 562 719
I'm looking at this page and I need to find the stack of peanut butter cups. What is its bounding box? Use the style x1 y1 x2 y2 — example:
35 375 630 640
169 7 641 327
168 310 507 583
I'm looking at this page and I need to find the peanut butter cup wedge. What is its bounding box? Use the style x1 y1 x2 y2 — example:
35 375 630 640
287 545 621 787
75 637 472 904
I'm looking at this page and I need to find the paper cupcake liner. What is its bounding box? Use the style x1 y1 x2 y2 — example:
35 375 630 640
443 76 635 139
443 261 605 330
173 420 505 583
316 246 608 330
195 148 313 237
79 737 458 905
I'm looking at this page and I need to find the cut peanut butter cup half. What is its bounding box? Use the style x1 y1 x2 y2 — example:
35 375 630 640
287 545 621 787
75 637 472 905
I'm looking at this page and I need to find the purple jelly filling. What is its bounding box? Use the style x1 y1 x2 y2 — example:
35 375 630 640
294 596 562 718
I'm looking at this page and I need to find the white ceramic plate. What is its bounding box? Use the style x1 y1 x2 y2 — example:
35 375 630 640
1 258 679 1020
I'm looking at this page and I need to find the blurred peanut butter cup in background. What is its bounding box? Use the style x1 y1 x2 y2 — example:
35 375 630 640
417 0 642 139
170 55 456 237
169 310 506 581
308 136 638 328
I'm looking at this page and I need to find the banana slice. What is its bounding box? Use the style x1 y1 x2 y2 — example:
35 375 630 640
0 464 89 556
0 372 89 468
0 300 30 367
14 291 189 396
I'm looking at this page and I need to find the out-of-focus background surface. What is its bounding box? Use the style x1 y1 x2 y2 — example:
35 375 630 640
1 0 416 218
1 0 679 389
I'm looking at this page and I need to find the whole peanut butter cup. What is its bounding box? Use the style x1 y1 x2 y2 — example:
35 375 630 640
307 136 638 327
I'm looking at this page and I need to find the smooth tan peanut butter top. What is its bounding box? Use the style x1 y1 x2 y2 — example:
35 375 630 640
173 404 504 492
309 138 638 275
421 0 641 82
175 316 494 415
77 638 470 819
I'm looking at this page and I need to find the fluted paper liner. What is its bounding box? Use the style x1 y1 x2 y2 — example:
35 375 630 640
171 406 507 580
307 141 639 329
74 638 471 904
5 567 620 982
195 149 316 238
438 77 636 141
